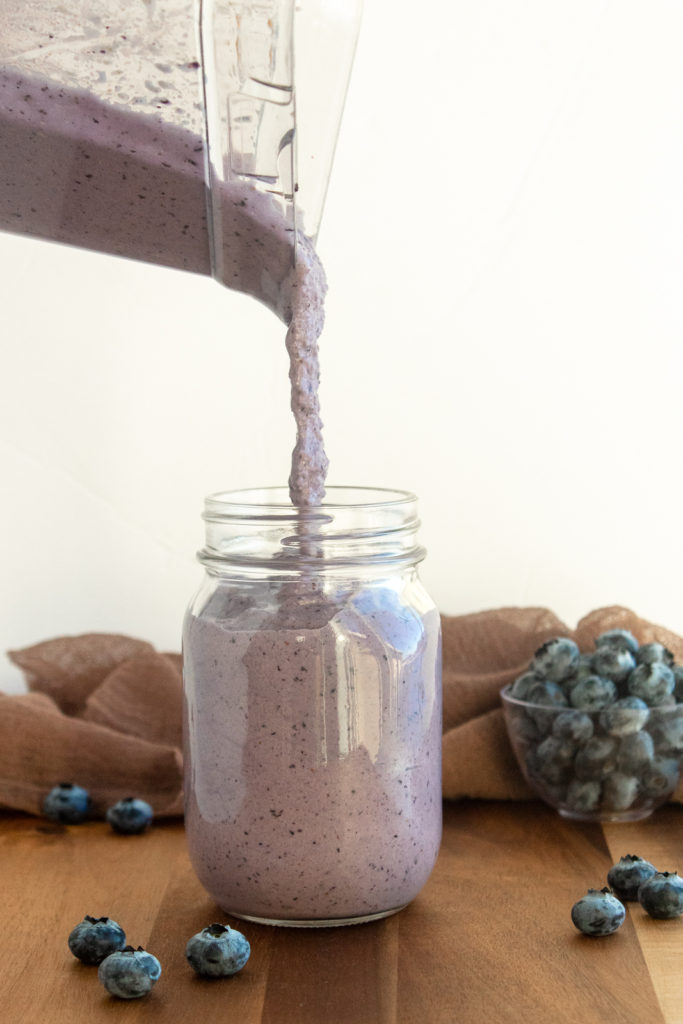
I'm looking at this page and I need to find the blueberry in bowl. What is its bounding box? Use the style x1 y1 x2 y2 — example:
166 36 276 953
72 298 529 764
501 632 683 821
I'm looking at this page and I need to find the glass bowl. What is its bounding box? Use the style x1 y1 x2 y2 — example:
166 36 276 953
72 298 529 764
501 684 683 822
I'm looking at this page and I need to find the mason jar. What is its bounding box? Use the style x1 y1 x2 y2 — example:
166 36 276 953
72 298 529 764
182 486 442 927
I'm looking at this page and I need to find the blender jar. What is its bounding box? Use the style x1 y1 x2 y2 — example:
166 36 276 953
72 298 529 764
0 0 362 303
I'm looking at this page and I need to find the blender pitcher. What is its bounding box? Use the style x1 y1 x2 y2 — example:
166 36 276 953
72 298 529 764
0 0 362 306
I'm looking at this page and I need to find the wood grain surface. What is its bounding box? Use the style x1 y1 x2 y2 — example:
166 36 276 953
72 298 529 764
2 800 681 1024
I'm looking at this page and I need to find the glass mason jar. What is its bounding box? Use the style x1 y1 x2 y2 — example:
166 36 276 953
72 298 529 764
182 486 442 927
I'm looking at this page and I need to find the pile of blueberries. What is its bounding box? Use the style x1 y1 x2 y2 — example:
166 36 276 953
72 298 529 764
42 783 153 834
68 915 251 999
572 855 683 936
504 630 683 816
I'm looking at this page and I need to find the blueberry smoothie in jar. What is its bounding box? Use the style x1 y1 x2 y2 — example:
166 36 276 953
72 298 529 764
183 489 442 926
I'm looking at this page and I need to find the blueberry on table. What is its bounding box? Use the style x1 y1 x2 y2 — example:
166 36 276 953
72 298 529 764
607 855 657 902
571 888 625 936
638 872 683 919
186 923 251 977
68 915 127 965
595 629 640 656
42 783 91 824
98 946 161 999
530 638 580 683
106 797 154 835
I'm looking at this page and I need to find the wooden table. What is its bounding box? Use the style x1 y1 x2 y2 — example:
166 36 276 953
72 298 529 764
3 799 682 1023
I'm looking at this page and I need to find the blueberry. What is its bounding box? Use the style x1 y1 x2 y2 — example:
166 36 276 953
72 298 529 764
638 872 683 919
617 730 655 773
628 663 675 705
591 647 637 684
507 707 541 746
68 915 127 965
186 923 251 977
563 656 596 692
530 638 580 683
673 666 683 702
640 756 680 799
636 643 674 667
571 888 625 936
106 797 154 835
569 675 617 711
510 671 541 701
552 709 594 744
42 782 91 824
648 705 683 756
526 680 568 730
607 855 657 901
602 773 639 813
599 697 649 737
595 629 639 656
98 946 161 999
574 736 618 781
533 735 575 785
565 778 601 814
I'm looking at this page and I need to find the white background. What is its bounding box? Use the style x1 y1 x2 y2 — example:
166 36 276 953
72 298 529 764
2 0 683 693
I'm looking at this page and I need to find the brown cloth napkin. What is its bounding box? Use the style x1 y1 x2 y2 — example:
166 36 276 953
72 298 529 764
2 606 682 818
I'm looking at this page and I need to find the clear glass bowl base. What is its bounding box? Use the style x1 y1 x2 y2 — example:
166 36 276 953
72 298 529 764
558 806 655 823
225 904 408 928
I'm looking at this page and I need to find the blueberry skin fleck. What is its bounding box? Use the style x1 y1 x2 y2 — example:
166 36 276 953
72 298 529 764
98 946 161 999
106 797 154 835
638 872 683 919
186 923 251 977
571 888 625 936
607 855 657 901
531 638 580 683
42 782 91 824
595 629 639 656
68 915 127 965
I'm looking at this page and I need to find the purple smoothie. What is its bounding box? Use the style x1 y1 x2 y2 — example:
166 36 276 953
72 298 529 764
183 579 442 924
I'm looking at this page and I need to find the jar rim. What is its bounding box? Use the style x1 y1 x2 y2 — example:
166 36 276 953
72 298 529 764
199 486 425 573
203 485 417 517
